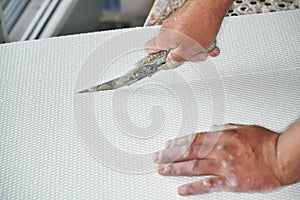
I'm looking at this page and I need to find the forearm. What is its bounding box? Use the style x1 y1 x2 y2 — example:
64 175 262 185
199 0 234 36
185 0 235 42
167 0 234 48
277 120 300 184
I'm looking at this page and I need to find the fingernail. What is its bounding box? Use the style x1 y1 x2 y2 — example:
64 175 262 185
178 186 189 195
165 58 183 70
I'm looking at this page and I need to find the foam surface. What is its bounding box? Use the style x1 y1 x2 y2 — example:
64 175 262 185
1 10 300 199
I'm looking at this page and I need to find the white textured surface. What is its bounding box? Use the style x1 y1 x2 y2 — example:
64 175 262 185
1 10 300 199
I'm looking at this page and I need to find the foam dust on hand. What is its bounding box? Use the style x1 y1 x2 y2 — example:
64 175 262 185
153 124 285 196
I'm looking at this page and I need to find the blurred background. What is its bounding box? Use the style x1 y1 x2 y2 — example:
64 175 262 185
0 0 154 43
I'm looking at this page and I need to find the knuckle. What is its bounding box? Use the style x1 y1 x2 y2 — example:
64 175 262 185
182 145 193 158
191 159 200 172
195 132 206 142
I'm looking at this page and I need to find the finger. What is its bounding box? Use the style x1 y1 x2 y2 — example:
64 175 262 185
158 132 242 164
164 45 220 68
178 176 232 196
165 134 197 149
153 144 199 164
165 125 237 149
147 28 181 54
165 130 221 149
198 125 239 158
167 42 205 62
165 52 185 69
153 142 225 164
157 159 222 176
164 39 209 69
208 46 220 57
188 52 208 62
198 132 222 159
165 132 210 149
146 38 167 54
184 46 220 62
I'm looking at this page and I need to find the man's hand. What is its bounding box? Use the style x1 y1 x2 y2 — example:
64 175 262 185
147 0 234 69
153 124 290 196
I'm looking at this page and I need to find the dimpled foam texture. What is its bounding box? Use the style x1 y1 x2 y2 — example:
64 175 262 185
1 10 300 200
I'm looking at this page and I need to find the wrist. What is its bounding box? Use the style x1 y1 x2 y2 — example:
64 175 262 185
276 121 300 185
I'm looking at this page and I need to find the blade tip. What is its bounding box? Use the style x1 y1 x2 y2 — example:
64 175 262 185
78 89 91 94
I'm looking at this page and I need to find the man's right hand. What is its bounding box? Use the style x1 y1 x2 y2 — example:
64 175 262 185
147 0 234 69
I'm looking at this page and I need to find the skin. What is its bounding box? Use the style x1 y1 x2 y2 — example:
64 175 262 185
147 0 234 68
153 123 300 195
149 0 300 195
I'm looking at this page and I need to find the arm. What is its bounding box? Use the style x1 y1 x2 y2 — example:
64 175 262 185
276 120 300 184
147 0 235 68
